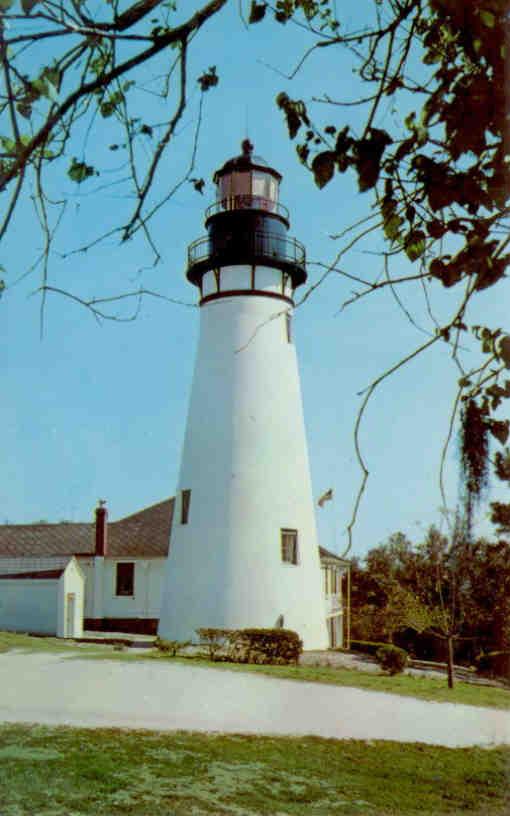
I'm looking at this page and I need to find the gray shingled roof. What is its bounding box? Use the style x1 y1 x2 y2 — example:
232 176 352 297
107 499 174 557
0 499 174 559
0 522 94 558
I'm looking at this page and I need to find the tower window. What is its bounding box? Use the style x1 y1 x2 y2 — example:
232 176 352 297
181 489 191 524
281 529 298 565
116 562 134 597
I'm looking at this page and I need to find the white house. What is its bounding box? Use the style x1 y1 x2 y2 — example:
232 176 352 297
0 498 348 645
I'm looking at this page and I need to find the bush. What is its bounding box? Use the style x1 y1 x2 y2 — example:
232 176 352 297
195 628 234 660
476 651 510 680
350 640 390 657
154 637 190 657
376 644 409 675
195 627 303 664
230 629 303 665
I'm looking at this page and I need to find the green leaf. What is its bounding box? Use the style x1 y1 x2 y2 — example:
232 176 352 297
311 151 335 189
21 0 39 12
99 89 125 117
404 230 426 262
480 9 495 27
383 213 403 242
0 136 16 154
0 0 14 9
32 78 49 99
16 101 32 119
68 158 96 184
43 66 62 91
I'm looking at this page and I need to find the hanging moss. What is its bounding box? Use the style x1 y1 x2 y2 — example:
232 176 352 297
459 399 490 533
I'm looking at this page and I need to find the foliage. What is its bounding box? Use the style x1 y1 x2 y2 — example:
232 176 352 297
349 639 390 657
229 627 303 664
269 0 510 315
490 447 510 536
195 627 302 664
350 525 510 670
154 637 189 657
375 644 408 675
1 724 508 816
459 399 490 534
261 0 510 544
0 0 228 292
195 627 233 660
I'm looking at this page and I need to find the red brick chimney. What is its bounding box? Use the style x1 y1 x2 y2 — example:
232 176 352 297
95 500 108 556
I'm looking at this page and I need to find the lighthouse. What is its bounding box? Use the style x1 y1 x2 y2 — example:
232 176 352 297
158 141 328 649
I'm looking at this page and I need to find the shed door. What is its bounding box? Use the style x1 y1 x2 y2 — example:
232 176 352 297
66 593 76 638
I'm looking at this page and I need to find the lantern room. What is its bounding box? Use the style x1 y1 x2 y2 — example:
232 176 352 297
186 140 306 293
209 139 288 222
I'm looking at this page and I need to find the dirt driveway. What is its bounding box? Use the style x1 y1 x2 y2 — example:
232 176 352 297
1 651 508 747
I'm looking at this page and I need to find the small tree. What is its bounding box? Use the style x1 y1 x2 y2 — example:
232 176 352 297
393 521 473 689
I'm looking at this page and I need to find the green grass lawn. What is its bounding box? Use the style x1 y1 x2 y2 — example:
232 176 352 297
0 724 508 816
0 630 103 654
1 629 509 710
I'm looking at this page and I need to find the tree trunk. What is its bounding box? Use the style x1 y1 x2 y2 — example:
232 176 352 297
447 636 455 689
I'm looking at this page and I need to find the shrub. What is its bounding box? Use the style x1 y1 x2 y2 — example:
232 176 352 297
154 637 190 657
195 628 234 660
195 627 303 664
230 628 302 665
350 640 391 657
376 644 409 675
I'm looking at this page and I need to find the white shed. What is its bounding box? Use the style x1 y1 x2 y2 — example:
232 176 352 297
0 556 84 638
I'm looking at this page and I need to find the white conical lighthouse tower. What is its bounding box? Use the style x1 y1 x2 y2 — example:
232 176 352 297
158 140 328 649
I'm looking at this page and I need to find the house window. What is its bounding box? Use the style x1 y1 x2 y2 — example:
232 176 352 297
181 489 191 524
281 529 298 565
116 562 134 597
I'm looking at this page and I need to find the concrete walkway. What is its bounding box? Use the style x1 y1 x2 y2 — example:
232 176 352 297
0 652 508 747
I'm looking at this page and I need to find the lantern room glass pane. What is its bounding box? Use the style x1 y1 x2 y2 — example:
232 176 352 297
218 175 230 200
231 171 251 196
252 171 267 198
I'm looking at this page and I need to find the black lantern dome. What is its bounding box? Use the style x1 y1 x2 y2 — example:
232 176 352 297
187 141 306 294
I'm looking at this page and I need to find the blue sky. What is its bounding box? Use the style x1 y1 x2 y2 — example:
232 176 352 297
1 1 508 557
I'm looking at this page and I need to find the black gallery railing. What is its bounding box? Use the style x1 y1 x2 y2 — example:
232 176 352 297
188 230 306 269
